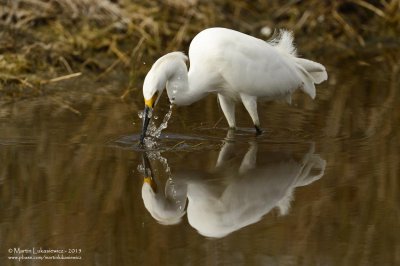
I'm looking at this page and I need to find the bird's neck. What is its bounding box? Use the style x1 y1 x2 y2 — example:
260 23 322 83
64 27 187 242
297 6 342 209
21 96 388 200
166 67 208 106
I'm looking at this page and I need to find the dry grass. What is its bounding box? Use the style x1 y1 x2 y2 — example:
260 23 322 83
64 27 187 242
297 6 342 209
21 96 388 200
0 0 399 100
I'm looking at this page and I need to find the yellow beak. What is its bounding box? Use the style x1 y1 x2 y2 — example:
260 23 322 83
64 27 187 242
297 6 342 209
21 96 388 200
140 94 157 145
142 153 157 192
144 97 155 108
143 176 157 192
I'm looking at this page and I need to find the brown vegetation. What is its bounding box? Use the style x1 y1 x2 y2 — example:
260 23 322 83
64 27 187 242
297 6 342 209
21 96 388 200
0 0 399 100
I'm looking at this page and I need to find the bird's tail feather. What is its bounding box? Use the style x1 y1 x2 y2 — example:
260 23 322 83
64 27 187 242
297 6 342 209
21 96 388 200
269 29 328 99
296 66 317 99
295 58 328 84
269 29 297 56
294 58 328 99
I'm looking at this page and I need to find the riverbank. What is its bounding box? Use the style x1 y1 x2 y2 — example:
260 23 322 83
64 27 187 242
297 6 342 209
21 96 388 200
0 0 399 100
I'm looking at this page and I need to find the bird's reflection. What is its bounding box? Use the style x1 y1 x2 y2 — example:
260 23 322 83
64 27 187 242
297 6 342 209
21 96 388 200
140 135 326 238
141 153 187 225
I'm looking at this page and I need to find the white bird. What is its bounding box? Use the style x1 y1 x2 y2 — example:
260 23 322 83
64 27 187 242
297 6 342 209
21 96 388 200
141 139 326 238
140 27 328 143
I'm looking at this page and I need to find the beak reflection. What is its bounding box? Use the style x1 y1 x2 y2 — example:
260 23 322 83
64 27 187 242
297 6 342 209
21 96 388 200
142 153 157 192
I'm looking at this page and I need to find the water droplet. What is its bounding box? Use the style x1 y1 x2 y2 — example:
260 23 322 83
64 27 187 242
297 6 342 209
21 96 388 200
138 104 174 149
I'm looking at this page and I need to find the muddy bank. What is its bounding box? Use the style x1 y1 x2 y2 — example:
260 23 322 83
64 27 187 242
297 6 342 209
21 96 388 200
0 0 399 100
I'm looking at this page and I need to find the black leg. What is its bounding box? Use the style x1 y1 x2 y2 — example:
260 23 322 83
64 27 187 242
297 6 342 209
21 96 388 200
255 125 263 135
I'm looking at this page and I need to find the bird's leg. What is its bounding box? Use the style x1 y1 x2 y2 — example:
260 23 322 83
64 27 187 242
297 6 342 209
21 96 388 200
215 138 236 169
240 94 262 134
254 125 263 135
218 94 236 129
239 141 258 174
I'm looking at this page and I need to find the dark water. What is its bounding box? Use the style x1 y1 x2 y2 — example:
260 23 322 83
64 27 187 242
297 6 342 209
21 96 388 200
1 52 399 265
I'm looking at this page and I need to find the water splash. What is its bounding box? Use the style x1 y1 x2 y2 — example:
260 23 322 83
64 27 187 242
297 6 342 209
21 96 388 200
137 164 146 176
150 152 171 176
140 152 184 213
138 104 173 148
137 151 172 183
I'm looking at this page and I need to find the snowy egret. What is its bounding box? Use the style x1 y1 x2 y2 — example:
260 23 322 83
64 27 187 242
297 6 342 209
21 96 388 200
140 27 328 143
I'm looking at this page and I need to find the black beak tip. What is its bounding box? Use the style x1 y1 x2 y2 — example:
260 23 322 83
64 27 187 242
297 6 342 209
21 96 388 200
140 106 151 146
139 134 145 145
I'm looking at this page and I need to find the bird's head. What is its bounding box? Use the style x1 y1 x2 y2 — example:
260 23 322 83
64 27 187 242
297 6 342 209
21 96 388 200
140 73 164 145
140 52 188 144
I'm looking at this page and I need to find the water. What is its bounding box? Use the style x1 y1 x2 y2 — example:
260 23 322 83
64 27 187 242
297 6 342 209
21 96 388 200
0 50 399 265
139 104 174 149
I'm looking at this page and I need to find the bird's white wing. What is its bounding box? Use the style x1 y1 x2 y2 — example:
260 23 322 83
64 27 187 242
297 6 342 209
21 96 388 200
189 28 304 99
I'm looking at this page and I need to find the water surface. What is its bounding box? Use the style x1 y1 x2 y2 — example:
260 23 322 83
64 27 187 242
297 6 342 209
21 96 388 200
0 51 399 265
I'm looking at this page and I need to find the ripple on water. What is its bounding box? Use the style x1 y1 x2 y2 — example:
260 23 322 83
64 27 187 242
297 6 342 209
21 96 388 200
114 103 327 152
110 133 220 152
